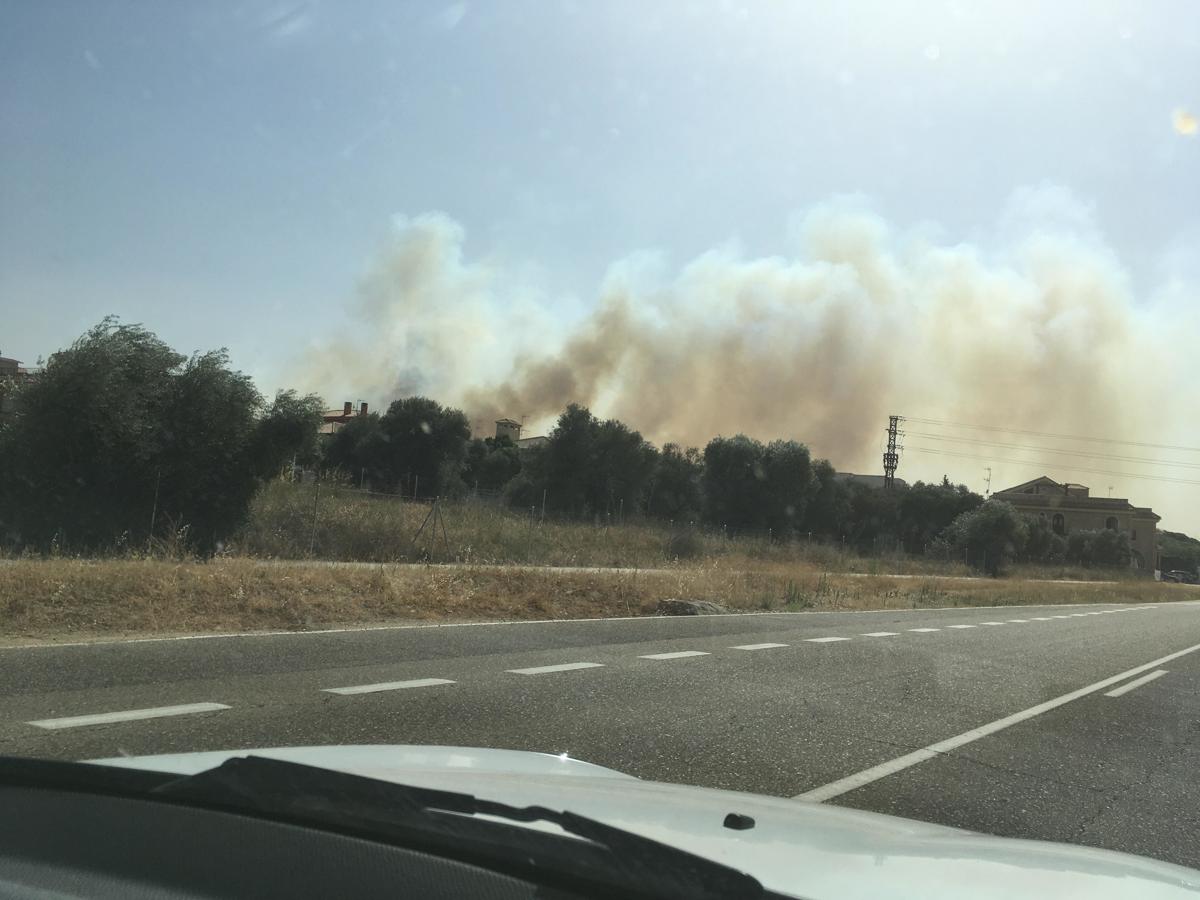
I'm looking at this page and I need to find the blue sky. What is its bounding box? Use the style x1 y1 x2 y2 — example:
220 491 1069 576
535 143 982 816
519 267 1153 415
2 1 1198 526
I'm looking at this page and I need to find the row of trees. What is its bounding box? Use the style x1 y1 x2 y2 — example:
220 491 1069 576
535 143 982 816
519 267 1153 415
0 319 1147 572
932 500 1133 575
319 397 988 550
0 320 323 554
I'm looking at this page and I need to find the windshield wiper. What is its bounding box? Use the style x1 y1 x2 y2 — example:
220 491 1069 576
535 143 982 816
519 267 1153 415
3 755 763 899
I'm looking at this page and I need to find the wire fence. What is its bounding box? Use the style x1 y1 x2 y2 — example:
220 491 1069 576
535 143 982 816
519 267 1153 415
251 478 940 569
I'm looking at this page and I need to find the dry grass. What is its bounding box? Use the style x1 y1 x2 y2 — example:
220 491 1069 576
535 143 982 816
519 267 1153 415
235 481 991 575
0 556 1189 646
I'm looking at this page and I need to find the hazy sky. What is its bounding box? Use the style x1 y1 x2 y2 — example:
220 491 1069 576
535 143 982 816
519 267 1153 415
2 1 1198 526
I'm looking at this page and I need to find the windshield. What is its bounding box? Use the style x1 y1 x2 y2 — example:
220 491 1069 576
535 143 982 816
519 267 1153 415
2 0 1199 888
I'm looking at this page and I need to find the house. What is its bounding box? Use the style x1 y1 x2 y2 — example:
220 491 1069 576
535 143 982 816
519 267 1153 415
494 418 522 443
319 400 369 436
517 435 549 451
0 356 40 423
991 476 1160 571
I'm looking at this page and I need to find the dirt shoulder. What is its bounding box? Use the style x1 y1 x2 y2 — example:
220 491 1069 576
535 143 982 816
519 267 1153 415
0 557 1188 647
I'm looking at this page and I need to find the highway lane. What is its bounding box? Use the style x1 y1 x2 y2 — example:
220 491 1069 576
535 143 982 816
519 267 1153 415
2 599 1199 869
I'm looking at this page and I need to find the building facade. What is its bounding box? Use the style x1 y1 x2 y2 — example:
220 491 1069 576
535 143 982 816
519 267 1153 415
991 476 1159 572
319 400 369 436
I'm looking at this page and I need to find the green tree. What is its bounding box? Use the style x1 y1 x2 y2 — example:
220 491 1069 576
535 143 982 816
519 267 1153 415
0 319 319 554
540 404 595 514
462 436 522 492
1021 514 1066 563
252 389 326 475
804 460 849 538
760 440 816 537
841 479 902 550
898 480 983 554
528 405 657 518
589 417 658 518
646 443 704 521
378 396 471 497
1065 529 1132 568
322 413 390 487
702 435 770 532
940 500 1028 575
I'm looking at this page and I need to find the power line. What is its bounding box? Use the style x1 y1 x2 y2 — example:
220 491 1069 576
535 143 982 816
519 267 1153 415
907 431 1200 471
910 446 1200 488
903 416 1200 454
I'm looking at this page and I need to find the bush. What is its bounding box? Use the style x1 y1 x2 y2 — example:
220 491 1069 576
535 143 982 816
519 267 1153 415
1065 529 1132 568
939 500 1028 576
665 527 704 560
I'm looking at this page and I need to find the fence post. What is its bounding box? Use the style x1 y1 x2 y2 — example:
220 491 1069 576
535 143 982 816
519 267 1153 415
541 489 547 523
414 475 419 501
149 468 161 539
308 480 321 557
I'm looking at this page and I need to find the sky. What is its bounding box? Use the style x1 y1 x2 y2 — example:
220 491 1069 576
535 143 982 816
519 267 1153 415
2 1 1198 531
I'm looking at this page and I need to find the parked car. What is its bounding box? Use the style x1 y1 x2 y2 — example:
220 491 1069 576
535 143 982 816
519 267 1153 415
1165 570 1199 585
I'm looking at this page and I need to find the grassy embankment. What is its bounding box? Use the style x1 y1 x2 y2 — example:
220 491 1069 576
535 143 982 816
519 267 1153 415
3 482 1177 645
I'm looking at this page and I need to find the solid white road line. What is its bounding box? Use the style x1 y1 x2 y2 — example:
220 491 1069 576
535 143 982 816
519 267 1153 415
908 628 939 633
862 632 900 637
794 642 1200 803
946 625 976 629
805 637 851 644
730 643 789 651
1104 669 1168 698
507 662 604 675
323 678 455 695
639 651 711 660
27 702 230 731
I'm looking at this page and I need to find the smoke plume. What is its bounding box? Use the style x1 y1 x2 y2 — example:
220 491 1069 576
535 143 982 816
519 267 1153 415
297 191 1199 526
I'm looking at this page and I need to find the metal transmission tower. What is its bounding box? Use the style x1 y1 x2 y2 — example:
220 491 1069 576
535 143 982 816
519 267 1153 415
883 415 903 488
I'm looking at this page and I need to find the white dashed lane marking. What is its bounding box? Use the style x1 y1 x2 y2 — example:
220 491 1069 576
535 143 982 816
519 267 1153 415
507 662 605 675
862 632 900 638
323 678 455 695
979 622 1006 626
27 702 231 731
805 637 851 644
946 624 976 629
731 643 789 651
1104 669 1168 698
1031 617 1054 621
640 651 711 660
908 628 940 633
1009 619 1030 623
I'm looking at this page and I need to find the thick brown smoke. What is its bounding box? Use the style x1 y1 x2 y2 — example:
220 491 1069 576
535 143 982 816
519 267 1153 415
295 195 1199 529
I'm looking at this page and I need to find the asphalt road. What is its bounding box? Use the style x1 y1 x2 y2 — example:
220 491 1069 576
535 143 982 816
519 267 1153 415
3 599 1200 870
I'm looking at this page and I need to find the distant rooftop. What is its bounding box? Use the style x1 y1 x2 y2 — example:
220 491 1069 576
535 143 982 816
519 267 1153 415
834 472 908 489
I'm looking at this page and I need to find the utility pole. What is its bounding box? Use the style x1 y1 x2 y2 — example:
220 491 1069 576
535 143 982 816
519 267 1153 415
984 467 992 497
883 415 903 489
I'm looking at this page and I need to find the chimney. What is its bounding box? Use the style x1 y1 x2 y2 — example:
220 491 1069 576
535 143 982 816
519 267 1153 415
359 402 368 415
343 401 352 417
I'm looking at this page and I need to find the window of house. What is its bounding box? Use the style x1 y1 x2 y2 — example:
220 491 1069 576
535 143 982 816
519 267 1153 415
1052 514 1065 535
1132 529 1138 541
1106 516 1118 531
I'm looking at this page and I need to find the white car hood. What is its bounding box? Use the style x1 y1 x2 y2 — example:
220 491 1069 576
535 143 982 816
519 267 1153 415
90 744 1200 900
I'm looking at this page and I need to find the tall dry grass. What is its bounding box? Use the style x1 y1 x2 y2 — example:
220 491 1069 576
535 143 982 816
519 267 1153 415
234 481 998 574
1 555 1188 645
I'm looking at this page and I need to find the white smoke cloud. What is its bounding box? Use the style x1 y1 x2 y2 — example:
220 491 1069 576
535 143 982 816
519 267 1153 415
294 189 1200 531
